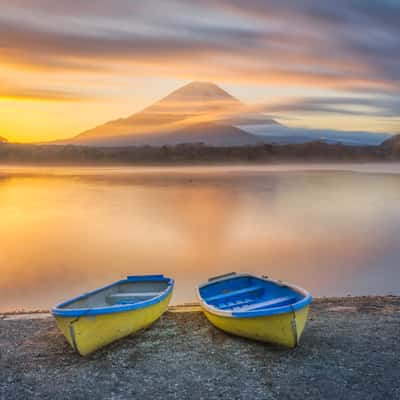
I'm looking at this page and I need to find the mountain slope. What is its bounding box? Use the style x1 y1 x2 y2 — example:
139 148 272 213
73 122 262 147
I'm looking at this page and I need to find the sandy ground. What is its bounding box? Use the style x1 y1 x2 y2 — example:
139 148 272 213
1 296 399 400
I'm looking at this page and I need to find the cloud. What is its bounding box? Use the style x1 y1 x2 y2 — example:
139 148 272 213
0 0 399 135
0 0 399 93
0 80 93 102
260 96 400 118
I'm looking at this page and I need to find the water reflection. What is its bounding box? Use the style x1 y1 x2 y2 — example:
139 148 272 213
1 165 400 311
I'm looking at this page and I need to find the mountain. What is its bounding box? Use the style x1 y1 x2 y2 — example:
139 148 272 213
64 82 277 146
58 82 391 147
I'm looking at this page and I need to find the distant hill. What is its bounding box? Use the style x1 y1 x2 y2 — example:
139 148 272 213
239 125 391 146
1 139 399 165
380 134 400 158
0 136 8 144
61 82 278 146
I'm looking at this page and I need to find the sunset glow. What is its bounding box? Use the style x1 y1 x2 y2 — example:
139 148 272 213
1 1 399 142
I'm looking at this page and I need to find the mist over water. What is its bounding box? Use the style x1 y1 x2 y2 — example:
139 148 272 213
1 164 400 312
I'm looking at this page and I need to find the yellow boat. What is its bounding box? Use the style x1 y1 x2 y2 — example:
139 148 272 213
197 273 312 347
52 275 174 356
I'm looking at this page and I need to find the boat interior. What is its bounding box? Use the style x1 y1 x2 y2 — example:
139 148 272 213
200 275 302 312
60 280 170 310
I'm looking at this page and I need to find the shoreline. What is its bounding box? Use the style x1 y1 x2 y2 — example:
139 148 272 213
1 295 398 318
1 296 399 399
1 137 399 165
0 303 203 319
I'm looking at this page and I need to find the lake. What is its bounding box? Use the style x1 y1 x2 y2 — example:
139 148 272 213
1 164 400 312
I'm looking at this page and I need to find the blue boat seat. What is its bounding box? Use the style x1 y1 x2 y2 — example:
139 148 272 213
218 298 256 310
206 285 264 303
106 292 158 305
237 296 296 311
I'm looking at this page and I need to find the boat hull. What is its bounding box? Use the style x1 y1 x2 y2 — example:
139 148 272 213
202 304 310 348
55 291 172 356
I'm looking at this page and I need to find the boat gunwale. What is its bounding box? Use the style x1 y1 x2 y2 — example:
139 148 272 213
52 275 174 317
197 273 312 318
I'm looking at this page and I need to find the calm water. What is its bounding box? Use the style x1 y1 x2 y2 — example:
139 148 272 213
1 164 400 312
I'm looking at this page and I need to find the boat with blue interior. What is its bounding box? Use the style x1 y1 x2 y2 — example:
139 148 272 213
198 272 312 347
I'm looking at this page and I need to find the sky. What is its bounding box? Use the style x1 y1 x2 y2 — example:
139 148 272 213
1 0 399 143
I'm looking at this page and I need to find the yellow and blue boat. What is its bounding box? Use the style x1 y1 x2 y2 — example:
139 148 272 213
197 273 312 347
52 275 174 356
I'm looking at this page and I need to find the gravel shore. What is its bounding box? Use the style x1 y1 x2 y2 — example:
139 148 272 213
1 296 399 400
